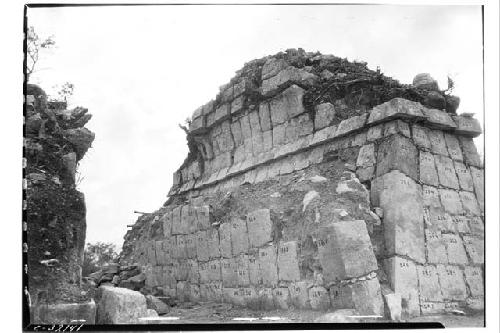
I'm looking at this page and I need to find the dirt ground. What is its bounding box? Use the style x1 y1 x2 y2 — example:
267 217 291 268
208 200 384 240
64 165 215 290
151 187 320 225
139 301 484 327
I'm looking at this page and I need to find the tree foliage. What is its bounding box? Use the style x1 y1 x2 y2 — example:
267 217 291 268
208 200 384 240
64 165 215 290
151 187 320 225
82 242 118 276
26 26 56 82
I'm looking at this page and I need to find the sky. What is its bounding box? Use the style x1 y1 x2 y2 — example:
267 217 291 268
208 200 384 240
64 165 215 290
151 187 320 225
27 4 484 250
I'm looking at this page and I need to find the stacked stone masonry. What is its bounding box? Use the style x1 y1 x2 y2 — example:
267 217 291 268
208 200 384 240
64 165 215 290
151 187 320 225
123 53 483 318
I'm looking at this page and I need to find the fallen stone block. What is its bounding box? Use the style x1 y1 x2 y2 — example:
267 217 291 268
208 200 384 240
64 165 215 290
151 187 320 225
419 151 439 186
452 115 482 137
247 208 273 248
462 236 484 264
309 286 331 311
383 256 420 318
376 134 419 181
145 295 169 315
258 244 278 286
436 264 467 301
96 286 148 324
33 300 96 324
371 171 425 263
463 266 483 297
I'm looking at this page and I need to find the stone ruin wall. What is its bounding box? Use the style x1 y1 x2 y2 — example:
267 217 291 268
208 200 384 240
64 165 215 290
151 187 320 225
120 51 484 318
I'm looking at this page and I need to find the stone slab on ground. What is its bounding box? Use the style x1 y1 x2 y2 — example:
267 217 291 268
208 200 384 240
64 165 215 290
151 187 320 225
33 300 96 324
96 286 148 324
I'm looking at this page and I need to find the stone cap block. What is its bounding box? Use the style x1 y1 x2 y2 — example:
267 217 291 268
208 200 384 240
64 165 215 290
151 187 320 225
452 115 482 137
368 98 426 125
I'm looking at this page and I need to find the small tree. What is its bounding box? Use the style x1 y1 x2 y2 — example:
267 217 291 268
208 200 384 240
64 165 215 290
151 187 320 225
26 26 55 82
82 242 118 276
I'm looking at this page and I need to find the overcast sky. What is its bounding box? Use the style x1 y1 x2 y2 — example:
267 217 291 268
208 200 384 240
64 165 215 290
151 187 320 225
27 4 484 250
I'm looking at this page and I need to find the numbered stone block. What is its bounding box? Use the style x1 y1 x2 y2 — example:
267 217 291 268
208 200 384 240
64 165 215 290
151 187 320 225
199 284 210 301
163 265 177 289
442 233 468 265
161 211 172 238
453 162 474 191
187 259 199 284
317 220 378 283
425 230 448 264
258 244 278 286
178 260 190 281
439 189 464 215
412 124 431 150
272 288 291 310
423 108 457 130
155 240 165 265
308 286 330 311
257 288 276 310
435 155 460 190
383 256 420 318
335 114 367 137
198 261 210 283
459 191 481 216
422 185 442 208
219 223 232 258
462 236 484 264
420 302 446 315
464 266 483 297
289 281 310 309
419 151 439 186
268 84 306 123
247 209 273 248
186 205 198 234
436 264 467 301
221 258 238 288
248 252 261 285
452 115 482 137
208 259 222 282
171 206 182 235
223 288 243 306
195 231 209 262
444 133 463 161
371 171 425 263
450 215 471 234
469 167 484 213
376 135 418 181
176 235 187 259
147 241 157 265
466 297 484 311
180 205 190 234
277 241 300 282
459 137 482 167
424 206 454 232
235 255 250 287
185 234 197 259
230 217 249 255
468 216 484 236
207 228 221 259
207 282 223 302
332 278 384 316
428 130 449 156
416 265 443 302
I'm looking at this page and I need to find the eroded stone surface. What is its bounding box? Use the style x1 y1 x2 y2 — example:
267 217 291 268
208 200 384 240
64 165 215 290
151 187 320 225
376 135 418 181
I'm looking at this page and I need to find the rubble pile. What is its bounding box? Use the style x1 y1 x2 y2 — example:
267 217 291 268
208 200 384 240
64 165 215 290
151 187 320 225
118 49 483 320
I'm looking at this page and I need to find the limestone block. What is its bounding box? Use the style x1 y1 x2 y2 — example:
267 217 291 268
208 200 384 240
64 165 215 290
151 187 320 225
428 130 449 156
154 240 164 265
185 234 197 259
219 222 232 258
452 115 482 137
188 284 201 303
261 57 288 80
273 288 291 310
443 233 468 265
451 215 471 234
468 216 484 235
466 297 484 311
235 255 250 287
96 286 148 324
248 252 261 285
367 124 384 141
269 84 306 125
249 109 262 136
383 256 420 318
462 236 484 264
277 240 300 282
175 235 187 259
383 120 411 138
239 114 252 140
259 103 272 131
214 103 230 123
161 211 172 238
171 206 182 235
459 191 481 216
231 119 243 146
221 258 238 287
196 205 210 231
257 288 276 310
314 102 336 130
258 244 278 286
419 151 439 186
309 286 330 311
371 171 425 263
463 266 483 297
176 281 190 302
332 278 384 316
262 130 273 152
356 143 376 168
230 95 245 115
272 123 286 147
230 217 249 255
199 261 210 284
207 228 221 259
187 259 199 284
180 205 190 234
251 132 264 156
317 221 378 283
147 242 157 265
420 302 446 315
436 264 467 301
425 230 448 264
422 108 457 130
262 67 316 95
368 98 422 124
443 133 463 161
178 260 190 281
439 189 464 215
422 185 441 208
435 155 460 189
423 206 454 232
459 137 482 167
453 162 474 191
208 259 222 282
376 135 418 181
247 208 273 248
289 281 310 309
469 166 484 213
162 239 173 265
335 114 367 137
412 124 431 150
207 282 223 302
